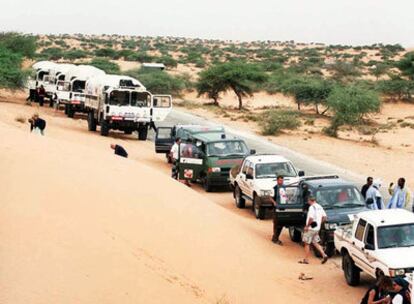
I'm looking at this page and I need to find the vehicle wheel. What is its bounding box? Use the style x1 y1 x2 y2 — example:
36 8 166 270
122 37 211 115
100 120 109 136
87 111 97 131
202 177 212 192
64 104 69 115
49 99 54 107
235 185 245 209
253 195 266 220
138 126 148 140
124 130 133 135
67 106 74 118
289 227 302 243
343 253 360 286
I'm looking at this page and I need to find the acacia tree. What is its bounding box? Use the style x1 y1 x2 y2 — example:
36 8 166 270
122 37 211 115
396 52 414 80
196 62 267 110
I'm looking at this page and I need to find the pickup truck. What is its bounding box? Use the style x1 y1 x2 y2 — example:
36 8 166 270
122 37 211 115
229 154 304 219
334 209 414 286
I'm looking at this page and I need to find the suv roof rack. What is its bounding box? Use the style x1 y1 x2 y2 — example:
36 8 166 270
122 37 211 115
299 175 339 182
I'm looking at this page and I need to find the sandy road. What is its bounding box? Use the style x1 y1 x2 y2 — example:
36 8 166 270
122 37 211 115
0 98 374 303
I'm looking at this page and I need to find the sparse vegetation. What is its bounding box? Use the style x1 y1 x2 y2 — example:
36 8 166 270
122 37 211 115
89 58 120 74
259 110 301 135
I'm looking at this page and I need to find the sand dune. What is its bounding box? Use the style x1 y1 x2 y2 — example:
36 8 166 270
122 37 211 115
0 100 366 303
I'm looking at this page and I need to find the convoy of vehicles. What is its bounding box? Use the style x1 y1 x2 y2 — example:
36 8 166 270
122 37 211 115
84 74 172 140
229 154 304 219
334 209 414 286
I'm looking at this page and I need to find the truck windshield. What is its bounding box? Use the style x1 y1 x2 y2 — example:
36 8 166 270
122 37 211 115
72 80 86 92
109 91 130 106
206 141 248 157
315 186 365 209
256 162 297 178
377 223 414 248
131 92 150 107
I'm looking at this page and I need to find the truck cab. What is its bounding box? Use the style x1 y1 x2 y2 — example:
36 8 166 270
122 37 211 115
176 133 254 192
27 61 58 97
154 125 226 162
275 176 367 257
229 154 304 219
335 209 414 286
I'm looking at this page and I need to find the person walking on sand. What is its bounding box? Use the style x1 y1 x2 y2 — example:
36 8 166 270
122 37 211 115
387 178 412 211
28 114 46 135
270 175 288 245
299 195 328 264
110 144 128 158
170 137 181 179
37 85 46 107
366 180 385 210
360 275 393 304
362 177 374 200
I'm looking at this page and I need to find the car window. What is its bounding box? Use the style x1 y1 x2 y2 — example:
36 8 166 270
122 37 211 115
255 161 297 178
315 186 365 209
365 224 375 248
242 161 250 174
377 223 414 249
206 141 248 156
355 219 367 241
246 165 254 177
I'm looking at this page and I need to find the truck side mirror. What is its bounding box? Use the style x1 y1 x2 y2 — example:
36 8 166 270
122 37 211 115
298 170 305 177
250 149 256 155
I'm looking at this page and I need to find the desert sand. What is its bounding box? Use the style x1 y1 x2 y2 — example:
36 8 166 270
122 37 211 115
0 96 371 303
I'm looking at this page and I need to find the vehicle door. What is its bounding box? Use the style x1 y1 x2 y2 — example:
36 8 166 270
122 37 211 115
274 184 305 227
155 127 174 154
361 223 377 277
244 163 255 199
238 160 251 195
178 143 204 182
349 218 373 273
152 95 172 122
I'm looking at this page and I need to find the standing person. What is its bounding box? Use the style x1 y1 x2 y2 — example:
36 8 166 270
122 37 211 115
37 85 46 107
26 89 36 104
360 276 393 304
366 180 385 210
110 144 128 158
170 137 181 179
362 177 374 200
388 178 412 210
28 114 46 135
390 277 410 304
299 195 328 264
270 175 288 245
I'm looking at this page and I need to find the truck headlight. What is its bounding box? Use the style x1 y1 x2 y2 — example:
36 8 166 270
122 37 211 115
324 223 338 230
389 269 405 277
208 167 221 173
260 190 272 197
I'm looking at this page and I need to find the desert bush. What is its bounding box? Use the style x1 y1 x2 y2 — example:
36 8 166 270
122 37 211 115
0 46 26 89
89 58 120 74
39 47 64 60
94 47 118 59
259 110 301 135
15 115 26 123
63 49 89 60
396 52 414 80
0 32 36 58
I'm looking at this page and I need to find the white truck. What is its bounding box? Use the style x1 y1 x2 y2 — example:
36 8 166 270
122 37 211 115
27 61 58 99
334 209 414 286
57 65 105 118
229 154 304 219
42 63 76 106
84 74 172 140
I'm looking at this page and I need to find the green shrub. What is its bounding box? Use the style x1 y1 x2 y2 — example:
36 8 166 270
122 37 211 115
39 47 64 60
0 32 36 58
0 46 26 88
89 58 120 74
259 110 301 135
63 49 89 60
94 47 118 59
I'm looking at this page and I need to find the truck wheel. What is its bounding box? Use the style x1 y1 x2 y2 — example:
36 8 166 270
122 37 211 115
87 112 97 132
100 120 109 136
343 253 360 286
138 126 148 141
49 99 54 108
64 104 69 115
202 177 212 192
67 106 74 118
289 227 302 243
235 185 245 209
253 195 266 220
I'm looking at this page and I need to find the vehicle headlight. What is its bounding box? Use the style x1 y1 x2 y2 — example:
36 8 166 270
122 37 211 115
389 269 405 277
209 167 221 173
324 223 338 230
260 190 272 197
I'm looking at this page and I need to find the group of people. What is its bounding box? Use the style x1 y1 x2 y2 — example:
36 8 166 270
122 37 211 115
26 85 47 107
361 177 413 212
361 276 411 304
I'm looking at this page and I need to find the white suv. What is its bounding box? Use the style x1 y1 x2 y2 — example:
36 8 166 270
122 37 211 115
229 154 304 219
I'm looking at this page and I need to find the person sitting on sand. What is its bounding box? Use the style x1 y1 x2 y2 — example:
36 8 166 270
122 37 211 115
110 144 128 158
28 114 46 135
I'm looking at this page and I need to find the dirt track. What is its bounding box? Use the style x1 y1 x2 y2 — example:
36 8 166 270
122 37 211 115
0 98 372 303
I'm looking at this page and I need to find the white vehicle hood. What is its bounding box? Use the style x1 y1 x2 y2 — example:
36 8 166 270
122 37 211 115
376 247 414 269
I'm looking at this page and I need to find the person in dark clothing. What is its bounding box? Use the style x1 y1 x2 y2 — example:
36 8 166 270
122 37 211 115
361 177 374 200
28 114 46 135
110 144 128 158
26 89 36 103
37 85 46 107
270 175 287 245
390 277 411 304
360 275 393 304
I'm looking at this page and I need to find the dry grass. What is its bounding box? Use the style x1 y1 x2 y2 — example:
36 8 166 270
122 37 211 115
15 115 26 124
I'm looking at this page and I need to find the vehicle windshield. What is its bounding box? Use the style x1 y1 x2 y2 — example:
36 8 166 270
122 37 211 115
72 80 86 92
255 162 297 178
109 91 130 106
57 81 70 91
206 141 248 157
377 224 414 248
131 91 151 107
315 186 365 209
